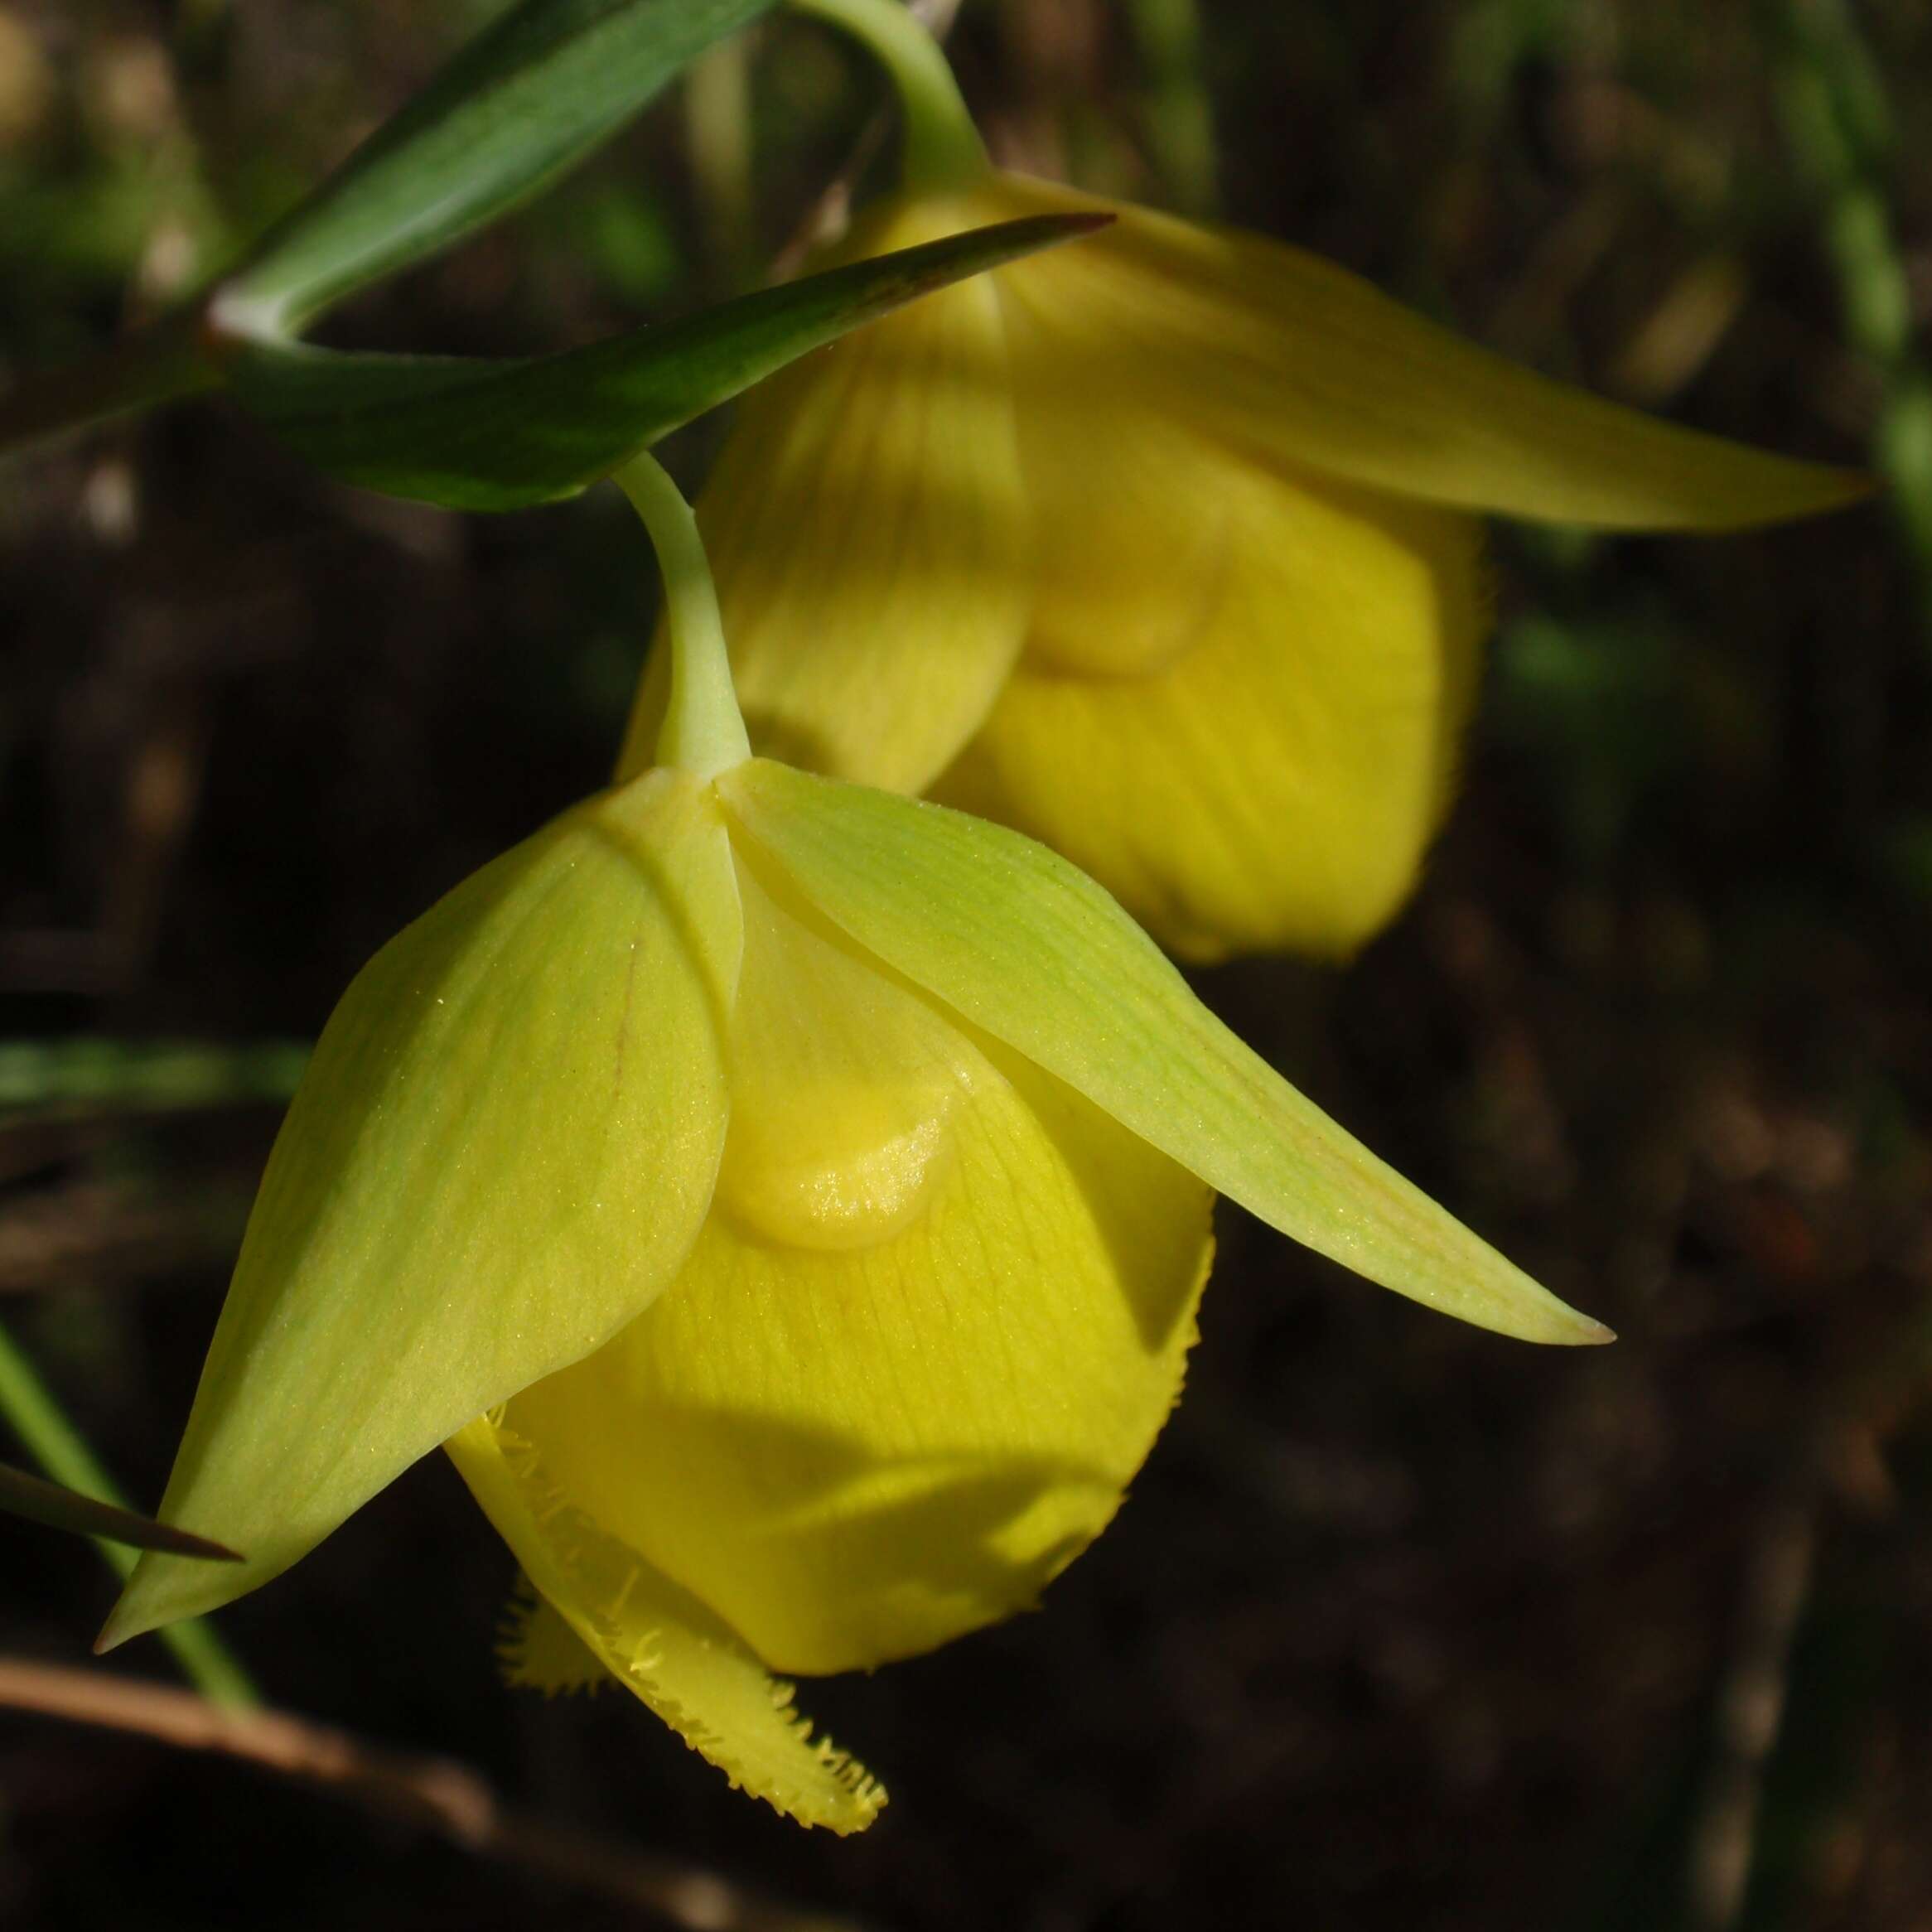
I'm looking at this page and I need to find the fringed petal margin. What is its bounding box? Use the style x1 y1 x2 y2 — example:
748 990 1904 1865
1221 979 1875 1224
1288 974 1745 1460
500 1580 608 1697
447 1416 886 1834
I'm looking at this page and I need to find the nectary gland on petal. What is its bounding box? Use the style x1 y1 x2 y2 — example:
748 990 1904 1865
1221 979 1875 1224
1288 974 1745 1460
712 848 972 1251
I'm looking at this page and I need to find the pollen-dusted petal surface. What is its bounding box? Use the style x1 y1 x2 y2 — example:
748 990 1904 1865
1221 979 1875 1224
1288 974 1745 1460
102 770 742 1647
447 1418 885 1834
501 842 1213 1678
616 196 1031 793
722 760 1607 1346
988 172 1869 531
937 448 1485 961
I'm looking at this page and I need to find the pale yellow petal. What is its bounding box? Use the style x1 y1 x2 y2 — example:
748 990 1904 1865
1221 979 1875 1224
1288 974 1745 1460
988 171 1870 530
102 770 741 1647
505 843 1212 1678
447 1417 885 1834
722 759 1606 1345
499 1584 608 1697
1002 309 1234 679
616 196 1031 792
935 443 1486 960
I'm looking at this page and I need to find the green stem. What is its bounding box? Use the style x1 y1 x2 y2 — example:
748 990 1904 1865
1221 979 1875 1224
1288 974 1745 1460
614 453 751 780
0 1320 258 1707
1771 0 1932 645
1125 0 1220 218
790 0 988 192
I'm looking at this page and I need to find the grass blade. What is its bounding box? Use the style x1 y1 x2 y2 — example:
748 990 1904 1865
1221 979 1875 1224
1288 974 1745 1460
0 1465 241 1563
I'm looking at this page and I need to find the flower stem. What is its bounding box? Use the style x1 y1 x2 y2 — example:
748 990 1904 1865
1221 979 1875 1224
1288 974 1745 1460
0 1318 258 1707
614 452 751 780
790 0 988 192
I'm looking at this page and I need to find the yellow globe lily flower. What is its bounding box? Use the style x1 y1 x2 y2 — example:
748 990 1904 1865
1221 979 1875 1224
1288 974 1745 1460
620 0 1872 963
102 456 1605 1833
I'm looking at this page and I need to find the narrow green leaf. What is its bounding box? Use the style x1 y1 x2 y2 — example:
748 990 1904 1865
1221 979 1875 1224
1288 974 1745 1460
220 0 779 335
1 0 782 458
229 215 1107 510
0 1037 311 1117
721 759 1611 1348
0 1462 242 1562
0 1317 258 1702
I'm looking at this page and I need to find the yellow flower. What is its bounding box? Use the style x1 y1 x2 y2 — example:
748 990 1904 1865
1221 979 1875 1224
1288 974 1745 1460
102 457 1603 1833
620 1 1869 962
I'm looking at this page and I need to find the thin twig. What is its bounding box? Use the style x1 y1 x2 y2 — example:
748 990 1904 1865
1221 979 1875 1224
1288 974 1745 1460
1685 1454 1825 1931
0 1659 874 1932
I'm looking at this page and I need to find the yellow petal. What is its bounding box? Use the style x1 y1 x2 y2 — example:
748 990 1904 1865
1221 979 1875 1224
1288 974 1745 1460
1002 297 1234 679
504 842 1212 1678
102 769 741 1647
500 1585 609 1698
722 759 1606 1345
447 1416 885 1834
616 196 1031 791
936 443 1486 960
989 171 1870 530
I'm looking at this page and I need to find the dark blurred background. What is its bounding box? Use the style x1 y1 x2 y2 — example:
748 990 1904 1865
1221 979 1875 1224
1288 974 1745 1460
2 1 1930 1927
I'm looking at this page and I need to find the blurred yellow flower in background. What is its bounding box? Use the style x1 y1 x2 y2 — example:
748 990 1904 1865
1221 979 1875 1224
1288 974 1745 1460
104 457 1603 1833
620 0 1869 962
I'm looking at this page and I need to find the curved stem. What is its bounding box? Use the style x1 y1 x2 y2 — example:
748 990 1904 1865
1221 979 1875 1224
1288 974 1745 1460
790 0 988 192
0 1319 258 1707
614 453 751 780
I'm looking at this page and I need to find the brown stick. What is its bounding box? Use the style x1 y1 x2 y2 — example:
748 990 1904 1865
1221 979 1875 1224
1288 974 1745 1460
1684 1458 1825 1932
0 1659 872 1932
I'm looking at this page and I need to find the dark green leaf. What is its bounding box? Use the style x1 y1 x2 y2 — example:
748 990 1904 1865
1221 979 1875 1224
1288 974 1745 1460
0 1463 242 1562
215 0 780 334
229 214 1108 510
0 0 780 456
